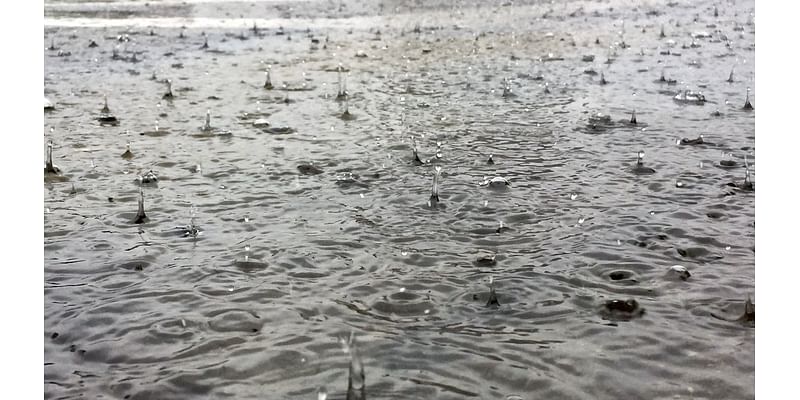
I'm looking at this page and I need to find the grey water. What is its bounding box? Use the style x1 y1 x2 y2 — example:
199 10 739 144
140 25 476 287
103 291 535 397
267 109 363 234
44 0 755 398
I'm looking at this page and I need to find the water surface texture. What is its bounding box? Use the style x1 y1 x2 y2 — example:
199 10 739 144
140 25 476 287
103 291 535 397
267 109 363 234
44 0 756 398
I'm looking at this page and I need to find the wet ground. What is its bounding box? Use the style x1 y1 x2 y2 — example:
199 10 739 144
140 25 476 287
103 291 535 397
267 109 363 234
44 0 755 398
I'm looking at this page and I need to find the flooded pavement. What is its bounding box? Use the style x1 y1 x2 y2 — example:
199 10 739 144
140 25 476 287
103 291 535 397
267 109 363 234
44 0 755 398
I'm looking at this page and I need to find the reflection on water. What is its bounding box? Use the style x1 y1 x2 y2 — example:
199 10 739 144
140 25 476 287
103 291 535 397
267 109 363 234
45 0 754 398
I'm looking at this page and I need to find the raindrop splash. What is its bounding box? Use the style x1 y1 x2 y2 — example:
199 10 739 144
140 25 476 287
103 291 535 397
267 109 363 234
44 140 60 174
162 79 174 99
411 137 423 165
202 109 212 131
486 276 500 307
743 87 754 110
429 166 442 206
133 189 148 224
342 333 366 400
264 66 274 90
337 63 349 100
101 94 110 113
121 141 134 160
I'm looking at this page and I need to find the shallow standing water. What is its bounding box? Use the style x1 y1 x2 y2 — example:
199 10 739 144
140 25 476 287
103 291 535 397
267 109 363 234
44 0 755 398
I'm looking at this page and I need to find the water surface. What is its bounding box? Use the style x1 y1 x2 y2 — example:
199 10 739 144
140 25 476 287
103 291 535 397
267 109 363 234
44 0 755 398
